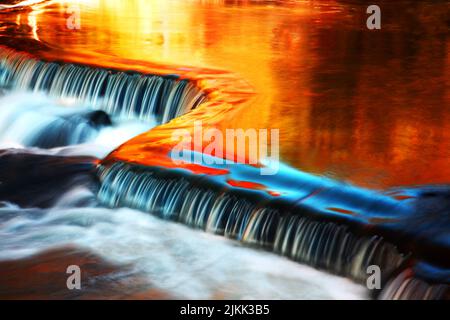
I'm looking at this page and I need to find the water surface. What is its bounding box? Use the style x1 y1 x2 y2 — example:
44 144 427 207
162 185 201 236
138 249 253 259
1 0 447 187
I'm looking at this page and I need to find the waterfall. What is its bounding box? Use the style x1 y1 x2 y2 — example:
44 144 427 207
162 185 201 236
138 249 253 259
0 149 367 299
380 270 449 300
97 162 406 284
97 160 450 299
0 49 207 123
0 47 448 300
0 91 112 148
0 91 154 158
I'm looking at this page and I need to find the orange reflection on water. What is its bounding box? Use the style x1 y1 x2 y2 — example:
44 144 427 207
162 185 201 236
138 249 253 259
1 0 449 188
227 179 281 197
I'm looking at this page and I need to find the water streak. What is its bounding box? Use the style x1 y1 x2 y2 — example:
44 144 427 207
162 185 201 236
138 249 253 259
0 48 206 123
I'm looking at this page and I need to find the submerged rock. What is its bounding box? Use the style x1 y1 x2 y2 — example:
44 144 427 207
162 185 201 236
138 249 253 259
0 149 98 207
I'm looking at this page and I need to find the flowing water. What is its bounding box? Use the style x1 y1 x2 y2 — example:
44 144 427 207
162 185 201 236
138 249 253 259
0 0 449 299
0 188 366 299
0 83 367 299
0 91 154 157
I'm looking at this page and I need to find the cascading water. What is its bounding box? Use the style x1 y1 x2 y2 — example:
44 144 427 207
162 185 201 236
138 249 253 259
96 159 450 299
97 149 450 300
0 92 112 149
0 48 371 299
97 161 409 283
0 91 155 158
0 46 448 300
0 48 207 123
0 175 367 299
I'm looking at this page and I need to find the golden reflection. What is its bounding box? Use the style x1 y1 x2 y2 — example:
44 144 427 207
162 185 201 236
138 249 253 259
1 0 449 188
27 10 39 41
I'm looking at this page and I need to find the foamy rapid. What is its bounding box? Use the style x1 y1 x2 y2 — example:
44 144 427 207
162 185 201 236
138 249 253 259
0 89 367 299
0 91 154 158
0 186 366 299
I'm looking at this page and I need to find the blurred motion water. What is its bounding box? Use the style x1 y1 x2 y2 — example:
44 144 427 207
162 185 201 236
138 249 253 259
0 91 154 157
0 0 448 300
0 89 367 299
0 190 366 299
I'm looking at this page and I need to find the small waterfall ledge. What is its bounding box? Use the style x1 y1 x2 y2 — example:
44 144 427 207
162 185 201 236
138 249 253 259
0 47 208 124
1 46 449 300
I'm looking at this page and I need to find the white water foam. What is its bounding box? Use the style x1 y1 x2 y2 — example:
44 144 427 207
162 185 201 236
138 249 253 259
0 91 154 158
0 90 367 299
0 188 367 299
